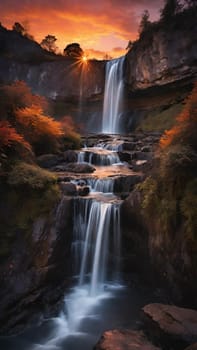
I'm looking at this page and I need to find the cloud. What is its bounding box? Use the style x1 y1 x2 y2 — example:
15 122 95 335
0 0 164 58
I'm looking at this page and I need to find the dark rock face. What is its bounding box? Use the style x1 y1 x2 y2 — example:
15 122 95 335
125 12 197 91
0 195 73 335
0 28 104 100
94 329 161 350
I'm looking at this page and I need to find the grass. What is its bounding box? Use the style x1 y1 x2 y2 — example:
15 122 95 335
136 103 183 132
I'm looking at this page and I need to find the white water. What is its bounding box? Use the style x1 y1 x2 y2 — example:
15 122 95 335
77 148 120 165
87 178 114 193
102 57 125 134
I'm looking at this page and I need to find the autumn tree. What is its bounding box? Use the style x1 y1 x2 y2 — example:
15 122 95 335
41 35 57 53
64 43 84 58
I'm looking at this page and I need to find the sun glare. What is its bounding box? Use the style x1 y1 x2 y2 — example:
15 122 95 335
82 55 88 63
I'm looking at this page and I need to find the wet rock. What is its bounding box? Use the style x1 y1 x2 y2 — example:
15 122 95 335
63 150 78 163
59 182 77 196
118 151 131 162
37 154 64 168
122 142 137 151
53 163 95 173
94 329 161 350
114 175 143 194
78 186 90 196
141 145 152 152
143 303 197 347
132 160 149 172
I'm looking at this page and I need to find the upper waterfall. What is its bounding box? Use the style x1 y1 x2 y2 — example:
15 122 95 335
102 56 125 134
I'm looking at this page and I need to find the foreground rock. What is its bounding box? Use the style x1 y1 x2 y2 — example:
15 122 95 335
143 303 197 347
94 329 161 350
53 162 96 173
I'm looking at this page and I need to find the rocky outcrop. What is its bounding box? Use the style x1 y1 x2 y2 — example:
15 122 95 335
143 303 197 349
125 10 197 91
0 195 73 335
94 303 197 350
53 162 96 173
94 330 161 350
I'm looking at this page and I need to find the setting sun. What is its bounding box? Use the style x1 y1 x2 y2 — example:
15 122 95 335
82 55 88 63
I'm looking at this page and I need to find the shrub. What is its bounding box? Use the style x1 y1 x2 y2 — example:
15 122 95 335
60 116 81 149
8 162 57 190
15 105 63 154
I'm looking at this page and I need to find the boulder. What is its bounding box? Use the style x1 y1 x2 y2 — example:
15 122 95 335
53 163 95 173
63 150 77 163
94 329 161 350
37 154 64 168
59 182 77 196
143 303 197 346
78 186 90 196
122 142 137 151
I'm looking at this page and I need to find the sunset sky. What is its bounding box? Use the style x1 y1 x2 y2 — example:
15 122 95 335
0 0 164 59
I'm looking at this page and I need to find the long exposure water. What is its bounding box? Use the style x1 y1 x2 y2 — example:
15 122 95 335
102 57 125 134
0 56 160 350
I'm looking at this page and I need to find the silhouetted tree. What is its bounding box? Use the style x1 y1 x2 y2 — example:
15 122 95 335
126 40 134 50
41 35 57 53
138 10 151 35
160 0 182 21
12 22 34 40
64 43 83 58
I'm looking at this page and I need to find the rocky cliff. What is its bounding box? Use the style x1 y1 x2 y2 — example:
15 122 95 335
125 10 197 91
0 25 105 100
0 193 73 335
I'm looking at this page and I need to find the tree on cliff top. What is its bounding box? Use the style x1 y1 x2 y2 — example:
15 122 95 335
64 43 84 58
40 35 58 53
12 22 34 41
160 0 182 21
138 10 152 36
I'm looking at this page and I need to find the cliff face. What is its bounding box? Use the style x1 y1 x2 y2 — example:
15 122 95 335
0 195 73 335
0 25 105 100
125 11 197 91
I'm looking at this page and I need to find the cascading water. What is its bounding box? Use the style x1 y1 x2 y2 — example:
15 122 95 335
102 56 125 134
77 148 120 165
87 178 114 193
73 198 121 295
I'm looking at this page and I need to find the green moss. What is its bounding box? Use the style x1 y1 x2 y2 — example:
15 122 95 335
137 103 183 132
8 162 57 189
0 162 61 260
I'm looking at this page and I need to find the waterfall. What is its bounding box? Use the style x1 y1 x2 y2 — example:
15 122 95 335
87 178 114 193
102 57 125 134
77 149 120 165
73 198 121 295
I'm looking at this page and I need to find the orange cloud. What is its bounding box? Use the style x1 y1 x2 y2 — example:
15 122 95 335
0 0 163 59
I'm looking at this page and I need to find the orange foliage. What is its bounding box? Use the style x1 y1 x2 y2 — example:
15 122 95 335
0 81 48 117
15 105 63 140
0 121 31 150
160 82 197 149
14 105 63 154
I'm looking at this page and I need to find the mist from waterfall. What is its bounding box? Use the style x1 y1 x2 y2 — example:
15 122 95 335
102 57 125 134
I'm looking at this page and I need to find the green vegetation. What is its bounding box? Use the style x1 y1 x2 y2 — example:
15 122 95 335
138 83 197 242
0 81 80 261
7 162 57 189
136 103 183 132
